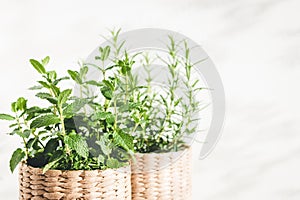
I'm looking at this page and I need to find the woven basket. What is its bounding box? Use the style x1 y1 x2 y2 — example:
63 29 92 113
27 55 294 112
131 146 192 200
19 162 131 200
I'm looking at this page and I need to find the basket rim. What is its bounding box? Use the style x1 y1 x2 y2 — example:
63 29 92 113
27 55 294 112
133 144 191 156
20 161 131 173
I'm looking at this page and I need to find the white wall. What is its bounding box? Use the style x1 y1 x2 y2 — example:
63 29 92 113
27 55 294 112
0 0 300 199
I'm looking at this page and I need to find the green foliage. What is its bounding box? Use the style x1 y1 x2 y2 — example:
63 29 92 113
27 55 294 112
67 70 82 84
2 50 134 173
10 148 25 172
112 35 205 153
30 59 46 74
1 29 203 174
30 114 60 129
113 130 134 152
64 132 89 158
0 114 15 121
58 89 72 106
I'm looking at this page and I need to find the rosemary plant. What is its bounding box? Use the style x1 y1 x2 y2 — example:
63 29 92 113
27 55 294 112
127 36 205 153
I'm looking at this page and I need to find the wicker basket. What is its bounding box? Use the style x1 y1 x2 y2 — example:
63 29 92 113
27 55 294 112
131 146 192 200
19 162 131 200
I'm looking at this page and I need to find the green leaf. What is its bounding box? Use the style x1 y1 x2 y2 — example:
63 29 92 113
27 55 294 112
58 89 72 106
102 80 114 90
30 59 46 74
42 56 50 66
16 130 30 138
49 84 60 97
67 70 82 84
80 66 88 78
26 138 37 149
36 93 57 104
105 113 115 124
174 98 182 107
26 106 51 115
63 98 89 118
16 97 27 111
97 155 105 165
64 133 89 158
38 81 50 89
100 86 113 100
106 158 122 169
32 138 41 150
30 114 60 129
91 111 108 121
113 130 134 152
53 76 70 85
44 138 59 154
100 46 110 61
0 114 15 121
28 85 43 90
47 71 57 81
9 123 18 128
9 148 25 173
85 80 103 87
11 102 17 112
96 136 112 156
42 156 62 174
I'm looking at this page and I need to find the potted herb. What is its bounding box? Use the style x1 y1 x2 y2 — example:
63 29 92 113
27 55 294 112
126 37 203 200
0 56 133 199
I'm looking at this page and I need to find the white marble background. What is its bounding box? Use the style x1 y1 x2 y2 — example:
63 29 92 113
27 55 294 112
0 0 300 199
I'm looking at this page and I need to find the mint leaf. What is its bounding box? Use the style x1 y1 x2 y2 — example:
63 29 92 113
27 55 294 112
36 93 57 104
113 130 133 152
44 138 59 154
28 85 43 90
67 70 82 84
95 136 112 156
42 56 50 66
37 81 50 89
58 89 72 106
15 130 30 139
97 155 105 165
47 71 57 80
0 114 15 121
64 133 89 158
30 59 46 74
10 148 25 173
16 97 27 111
63 99 89 118
30 114 60 129
42 155 62 174
106 158 122 169
91 111 108 121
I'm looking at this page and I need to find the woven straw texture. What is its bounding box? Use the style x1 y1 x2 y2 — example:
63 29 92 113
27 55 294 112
19 163 131 200
131 146 192 200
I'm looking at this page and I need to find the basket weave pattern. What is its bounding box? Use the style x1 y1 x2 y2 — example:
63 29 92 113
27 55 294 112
19 163 131 200
131 147 192 200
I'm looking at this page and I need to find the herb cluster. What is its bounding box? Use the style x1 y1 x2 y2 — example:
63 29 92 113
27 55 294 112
0 29 205 173
116 36 206 153
0 53 134 173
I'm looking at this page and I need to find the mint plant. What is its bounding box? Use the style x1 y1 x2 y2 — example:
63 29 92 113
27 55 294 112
0 56 134 173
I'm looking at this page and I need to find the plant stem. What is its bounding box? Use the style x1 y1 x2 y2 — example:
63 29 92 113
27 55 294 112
59 105 66 136
16 115 28 157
